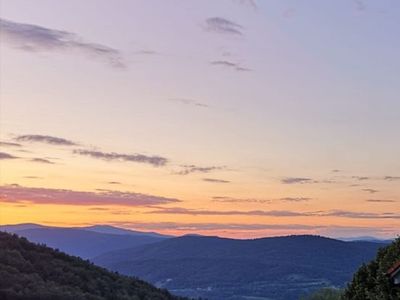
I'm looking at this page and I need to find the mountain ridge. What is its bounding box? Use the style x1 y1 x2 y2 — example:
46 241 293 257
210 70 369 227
0 224 170 259
93 234 387 300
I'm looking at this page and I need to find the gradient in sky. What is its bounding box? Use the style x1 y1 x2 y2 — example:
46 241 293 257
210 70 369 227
0 0 399 239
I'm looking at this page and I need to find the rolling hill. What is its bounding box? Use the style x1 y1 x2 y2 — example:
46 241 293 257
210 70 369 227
0 224 169 259
0 231 185 300
93 235 386 300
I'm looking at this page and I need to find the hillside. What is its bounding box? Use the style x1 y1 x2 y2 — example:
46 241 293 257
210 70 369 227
0 224 169 259
93 235 386 300
0 231 185 300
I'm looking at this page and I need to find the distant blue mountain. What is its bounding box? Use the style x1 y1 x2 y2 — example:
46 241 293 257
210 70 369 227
337 236 394 243
0 223 169 259
93 235 388 300
82 224 170 238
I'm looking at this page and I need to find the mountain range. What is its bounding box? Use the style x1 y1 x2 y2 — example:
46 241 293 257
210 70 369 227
0 223 169 259
1 224 390 300
93 234 387 300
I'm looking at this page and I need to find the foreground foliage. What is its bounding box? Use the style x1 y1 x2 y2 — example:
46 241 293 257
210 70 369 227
344 237 400 300
0 232 185 300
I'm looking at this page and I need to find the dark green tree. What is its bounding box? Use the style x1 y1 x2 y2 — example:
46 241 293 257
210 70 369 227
343 237 400 300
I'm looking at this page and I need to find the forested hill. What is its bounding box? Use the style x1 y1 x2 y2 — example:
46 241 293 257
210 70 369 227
0 232 186 300
94 235 385 300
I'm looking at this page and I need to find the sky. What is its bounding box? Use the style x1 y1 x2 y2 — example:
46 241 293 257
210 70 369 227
0 0 399 239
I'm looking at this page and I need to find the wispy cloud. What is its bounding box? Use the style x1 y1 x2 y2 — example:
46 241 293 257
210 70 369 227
0 141 22 147
0 19 125 68
203 178 231 183
281 177 313 184
148 207 306 217
204 17 243 36
176 165 224 175
0 184 180 206
212 196 311 204
23 176 43 179
383 176 400 181
15 134 77 146
88 207 110 211
279 197 311 202
366 199 396 203
168 98 209 108
362 188 379 194
0 152 18 160
147 207 400 219
73 149 168 167
210 60 251 72
212 196 271 204
352 176 370 181
107 181 121 185
323 210 399 219
30 158 55 164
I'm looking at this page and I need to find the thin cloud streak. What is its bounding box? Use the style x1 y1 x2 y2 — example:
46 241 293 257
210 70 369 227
210 60 251 72
30 158 55 164
148 207 308 217
366 199 397 203
169 98 209 108
15 134 77 146
0 19 125 68
281 177 313 184
203 178 231 183
362 188 379 194
73 149 168 167
383 176 400 181
212 196 271 204
0 184 180 206
147 207 400 219
279 197 311 202
177 165 224 175
0 141 22 147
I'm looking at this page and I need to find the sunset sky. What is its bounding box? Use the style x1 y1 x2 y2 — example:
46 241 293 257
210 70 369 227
0 0 399 239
